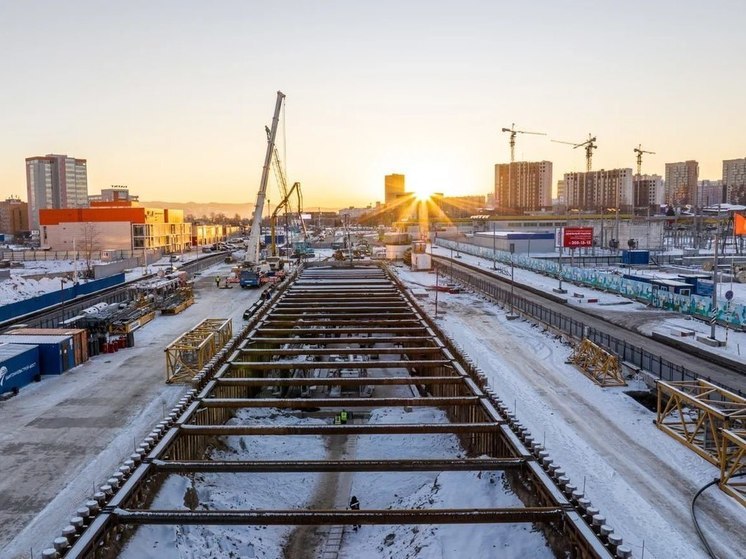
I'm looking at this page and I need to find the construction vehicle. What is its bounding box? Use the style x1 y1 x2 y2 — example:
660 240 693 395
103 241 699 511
245 91 285 271
552 133 597 171
501 123 546 162
239 269 261 288
634 144 655 175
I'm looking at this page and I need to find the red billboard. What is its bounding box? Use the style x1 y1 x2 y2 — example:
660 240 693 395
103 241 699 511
562 227 593 248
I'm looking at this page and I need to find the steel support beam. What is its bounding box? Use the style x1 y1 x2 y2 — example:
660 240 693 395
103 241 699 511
238 347 442 356
229 360 451 370
114 507 563 525
242 336 435 345
201 396 480 408
179 423 504 436
216 376 465 387
149 458 526 473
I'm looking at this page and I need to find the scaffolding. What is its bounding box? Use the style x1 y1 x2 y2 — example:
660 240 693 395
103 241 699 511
720 428 746 506
569 338 626 386
657 380 746 505
165 318 232 383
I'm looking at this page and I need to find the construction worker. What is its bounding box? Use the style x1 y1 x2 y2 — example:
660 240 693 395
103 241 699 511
340 410 348 424
215 276 221 288
349 495 360 531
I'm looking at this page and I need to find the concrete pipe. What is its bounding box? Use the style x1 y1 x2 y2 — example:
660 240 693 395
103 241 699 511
42 549 59 559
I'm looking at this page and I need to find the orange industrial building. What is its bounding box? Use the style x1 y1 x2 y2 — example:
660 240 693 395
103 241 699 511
39 202 191 253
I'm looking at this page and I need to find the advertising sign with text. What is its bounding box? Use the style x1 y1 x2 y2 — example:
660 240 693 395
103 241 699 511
562 227 593 248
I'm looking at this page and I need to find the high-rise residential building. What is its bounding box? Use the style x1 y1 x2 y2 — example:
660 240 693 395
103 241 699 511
664 160 698 207
722 157 746 204
384 174 406 204
0 197 29 235
697 180 723 207
556 179 566 205
564 168 633 212
25 154 88 229
633 174 663 209
494 161 552 212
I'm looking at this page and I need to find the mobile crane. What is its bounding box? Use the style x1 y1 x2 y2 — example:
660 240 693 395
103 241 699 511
245 91 285 270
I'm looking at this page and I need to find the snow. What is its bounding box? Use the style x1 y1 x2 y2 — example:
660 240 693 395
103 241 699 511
121 409 329 559
431 245 746 362
340 407 552 559
394 264 746 559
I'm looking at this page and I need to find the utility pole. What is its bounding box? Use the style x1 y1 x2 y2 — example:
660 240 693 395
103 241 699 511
711 232 719 340
492 221 497 270
507 243 518 320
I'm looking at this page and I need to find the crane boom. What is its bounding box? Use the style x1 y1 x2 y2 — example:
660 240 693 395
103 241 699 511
633 144 656 175
267 126 290 202
246 91 285 267
501 123 546 162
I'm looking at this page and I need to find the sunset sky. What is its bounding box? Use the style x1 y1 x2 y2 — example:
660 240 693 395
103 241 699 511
1 1 744 208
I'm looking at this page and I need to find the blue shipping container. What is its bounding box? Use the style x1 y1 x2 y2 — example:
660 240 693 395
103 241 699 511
0 343 40 395
621 250 650 265
0 335 74 375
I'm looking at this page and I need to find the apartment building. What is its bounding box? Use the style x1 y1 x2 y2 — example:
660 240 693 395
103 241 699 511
564 168 634 212
494 161 553 212
25 154 88 229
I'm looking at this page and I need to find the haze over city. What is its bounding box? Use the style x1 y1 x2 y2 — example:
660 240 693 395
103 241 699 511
1 0 744 207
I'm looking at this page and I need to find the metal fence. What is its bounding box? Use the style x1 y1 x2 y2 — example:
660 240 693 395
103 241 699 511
436 238 746 329
435 260 743 397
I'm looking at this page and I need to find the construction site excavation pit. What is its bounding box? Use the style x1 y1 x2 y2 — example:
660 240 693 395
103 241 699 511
57 265 613 559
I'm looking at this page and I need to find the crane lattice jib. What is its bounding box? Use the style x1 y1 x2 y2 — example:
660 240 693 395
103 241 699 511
246 91 285 267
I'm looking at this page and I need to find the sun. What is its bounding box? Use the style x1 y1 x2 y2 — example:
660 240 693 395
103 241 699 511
410 183 435 200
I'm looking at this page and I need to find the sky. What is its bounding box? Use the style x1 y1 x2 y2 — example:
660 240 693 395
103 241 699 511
1 0 745 208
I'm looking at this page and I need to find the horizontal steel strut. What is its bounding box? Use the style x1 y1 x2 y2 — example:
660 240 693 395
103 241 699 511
149 458 527 472
113 507 563 525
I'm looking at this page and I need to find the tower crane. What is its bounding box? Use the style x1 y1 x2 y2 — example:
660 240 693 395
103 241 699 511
501 123 546 163
633 144 655 175
245 90 285 269
552 133 597 171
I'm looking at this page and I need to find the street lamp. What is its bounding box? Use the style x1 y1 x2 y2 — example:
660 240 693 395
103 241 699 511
507 243 518 320
492 222 497 270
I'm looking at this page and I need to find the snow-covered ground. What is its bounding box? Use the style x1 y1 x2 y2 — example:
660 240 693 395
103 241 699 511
340 407 553 559
395 265 746 559
432 246 746 364
121 409 329 559
0 251 207 305
122 404 555 559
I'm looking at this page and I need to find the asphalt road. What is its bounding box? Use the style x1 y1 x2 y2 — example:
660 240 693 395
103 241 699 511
0 260 264 557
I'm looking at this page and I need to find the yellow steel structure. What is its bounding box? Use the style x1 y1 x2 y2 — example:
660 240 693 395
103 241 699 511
165 318 232 383
656 379 746 467
720 428 746 506
569 338 625 386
